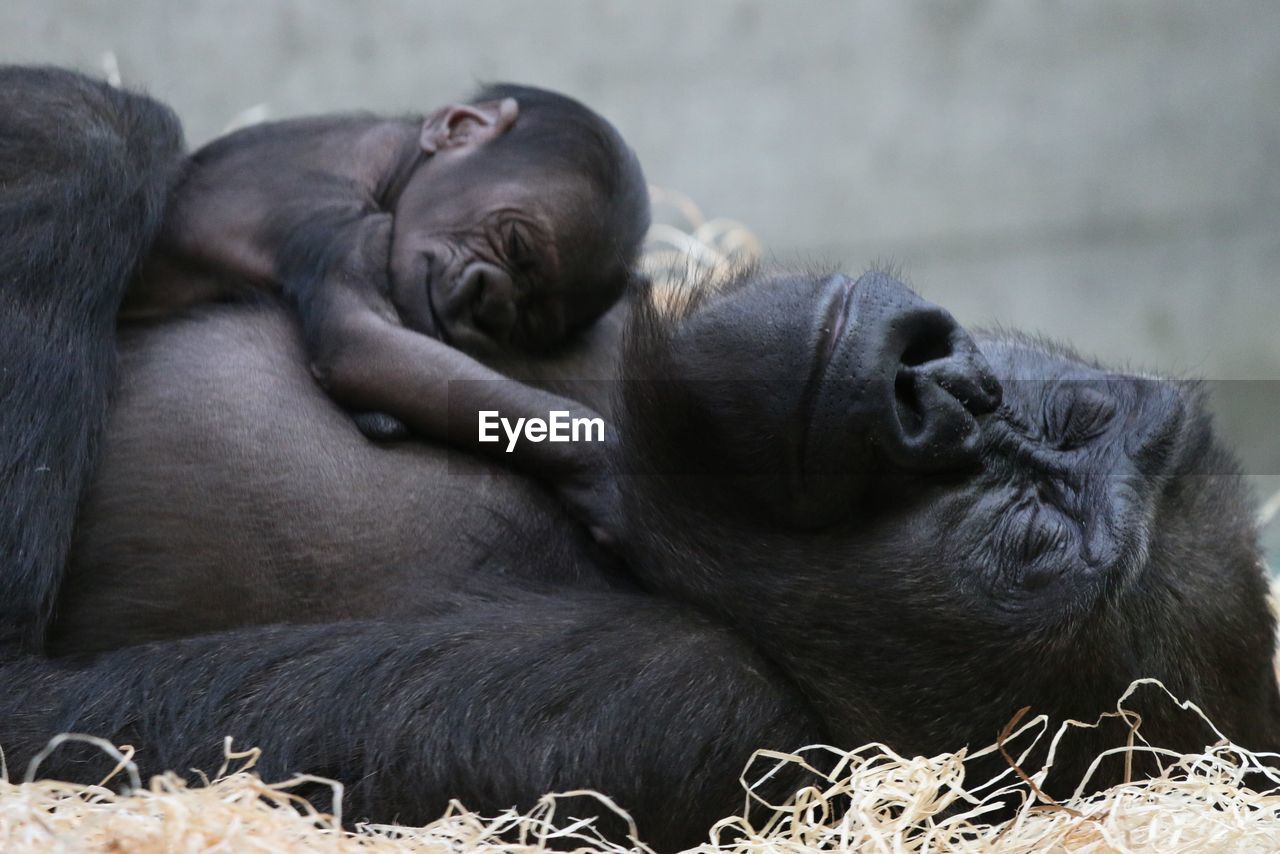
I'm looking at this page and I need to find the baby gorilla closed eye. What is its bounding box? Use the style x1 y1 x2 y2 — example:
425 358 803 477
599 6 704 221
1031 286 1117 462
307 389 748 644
124 84 650 544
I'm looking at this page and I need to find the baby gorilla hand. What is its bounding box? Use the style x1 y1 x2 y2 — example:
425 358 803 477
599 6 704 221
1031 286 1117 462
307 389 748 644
554 450 623 550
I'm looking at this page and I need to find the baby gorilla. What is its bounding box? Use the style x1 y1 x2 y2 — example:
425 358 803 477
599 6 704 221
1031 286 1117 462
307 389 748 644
126 84 650 540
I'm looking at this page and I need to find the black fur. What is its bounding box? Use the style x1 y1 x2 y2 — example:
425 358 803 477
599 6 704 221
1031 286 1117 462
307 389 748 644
7 595 818 851
0 66 184 650
1 67 1277 853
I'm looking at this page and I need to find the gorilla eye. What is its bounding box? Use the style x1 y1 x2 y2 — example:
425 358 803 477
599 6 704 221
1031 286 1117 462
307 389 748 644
1046 387 1116 449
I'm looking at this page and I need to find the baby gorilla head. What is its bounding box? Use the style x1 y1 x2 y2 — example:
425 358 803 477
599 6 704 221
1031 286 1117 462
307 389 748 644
387 84 650 356
617 269 1280 797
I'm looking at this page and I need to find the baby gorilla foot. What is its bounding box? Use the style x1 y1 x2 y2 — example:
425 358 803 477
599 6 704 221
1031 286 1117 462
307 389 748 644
352 411 411 442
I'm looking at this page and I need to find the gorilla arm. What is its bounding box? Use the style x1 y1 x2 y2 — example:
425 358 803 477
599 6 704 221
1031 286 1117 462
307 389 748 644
0 66 184 650
6 595 821 852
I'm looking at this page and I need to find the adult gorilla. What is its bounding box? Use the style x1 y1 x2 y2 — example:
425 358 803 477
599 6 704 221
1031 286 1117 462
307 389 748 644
2 68 1278 851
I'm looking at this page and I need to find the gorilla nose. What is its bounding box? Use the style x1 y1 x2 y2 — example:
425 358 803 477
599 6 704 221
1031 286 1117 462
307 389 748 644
887 297 1002 470
458 262 518 338
813 272 1002 475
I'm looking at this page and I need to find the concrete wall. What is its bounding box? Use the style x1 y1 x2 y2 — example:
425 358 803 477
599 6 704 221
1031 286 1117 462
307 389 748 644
3 0 1278 555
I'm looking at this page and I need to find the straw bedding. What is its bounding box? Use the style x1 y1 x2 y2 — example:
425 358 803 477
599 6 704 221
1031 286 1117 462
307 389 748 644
4 198 1278 852
2 673 1279 852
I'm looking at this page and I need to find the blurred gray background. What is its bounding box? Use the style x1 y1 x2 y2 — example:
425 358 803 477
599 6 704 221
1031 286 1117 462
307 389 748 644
3 0 1278 558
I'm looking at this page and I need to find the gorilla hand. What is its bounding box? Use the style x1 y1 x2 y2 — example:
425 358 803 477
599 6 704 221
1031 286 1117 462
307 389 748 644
553 443 623 550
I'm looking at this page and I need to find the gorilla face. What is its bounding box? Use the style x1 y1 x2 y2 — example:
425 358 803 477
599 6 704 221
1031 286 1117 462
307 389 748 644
619 270 1278 767
388 169 628 355
954 335 1190 606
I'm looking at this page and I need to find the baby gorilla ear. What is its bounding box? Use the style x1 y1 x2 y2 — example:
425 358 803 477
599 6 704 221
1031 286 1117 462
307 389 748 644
419 98 519 154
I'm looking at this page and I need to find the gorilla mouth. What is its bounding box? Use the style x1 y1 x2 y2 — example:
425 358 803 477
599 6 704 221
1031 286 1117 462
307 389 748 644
804 275 860 420
815 274 859 375
423 268 450 345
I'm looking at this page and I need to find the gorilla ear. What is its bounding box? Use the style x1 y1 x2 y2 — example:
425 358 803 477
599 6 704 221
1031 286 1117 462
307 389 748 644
419 98 519 154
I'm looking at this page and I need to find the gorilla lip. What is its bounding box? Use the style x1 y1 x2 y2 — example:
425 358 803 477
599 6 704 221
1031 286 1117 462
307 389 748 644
423 265 450 344
792 275 859 484
803 275 858 424
816 275 858 374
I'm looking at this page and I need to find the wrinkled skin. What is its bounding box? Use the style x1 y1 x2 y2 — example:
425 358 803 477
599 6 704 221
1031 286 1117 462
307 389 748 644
4 68 1278 852
389 166 632 355
388 89 645 355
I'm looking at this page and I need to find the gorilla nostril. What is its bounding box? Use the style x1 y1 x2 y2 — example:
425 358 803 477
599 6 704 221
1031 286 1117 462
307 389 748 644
808 272 1002 477
894 311 1001 418
898 315 955 368
881 307 1003 471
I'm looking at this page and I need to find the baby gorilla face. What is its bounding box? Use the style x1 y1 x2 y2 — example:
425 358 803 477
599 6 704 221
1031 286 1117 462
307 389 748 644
387 156 629 356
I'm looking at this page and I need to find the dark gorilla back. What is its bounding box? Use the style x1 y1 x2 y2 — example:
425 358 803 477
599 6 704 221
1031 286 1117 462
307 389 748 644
0 66 184 649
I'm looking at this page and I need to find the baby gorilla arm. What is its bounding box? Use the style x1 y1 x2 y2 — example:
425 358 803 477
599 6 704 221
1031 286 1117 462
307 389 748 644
308 267 620 543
